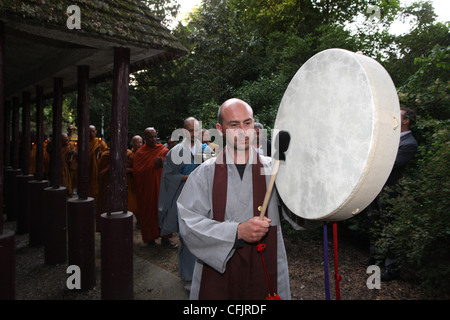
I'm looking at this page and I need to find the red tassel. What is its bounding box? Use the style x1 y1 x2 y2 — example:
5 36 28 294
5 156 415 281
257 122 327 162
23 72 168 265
258 241 281 300
257 243 266 252
266 293 281 300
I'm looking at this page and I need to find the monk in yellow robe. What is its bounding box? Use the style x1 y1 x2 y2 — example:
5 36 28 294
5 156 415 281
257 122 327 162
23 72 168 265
133 127 172 245
88 125 108 203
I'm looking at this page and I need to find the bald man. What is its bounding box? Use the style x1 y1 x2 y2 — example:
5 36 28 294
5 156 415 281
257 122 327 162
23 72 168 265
133 128 174 246
159 117 213 289
177 98 292 300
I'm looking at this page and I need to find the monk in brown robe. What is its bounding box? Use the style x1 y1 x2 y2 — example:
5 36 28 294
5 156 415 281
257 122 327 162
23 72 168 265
88 125 108 204
133 127 175 246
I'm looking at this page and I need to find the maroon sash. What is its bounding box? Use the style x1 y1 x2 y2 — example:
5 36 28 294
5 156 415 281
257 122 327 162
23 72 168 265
198 149 278 300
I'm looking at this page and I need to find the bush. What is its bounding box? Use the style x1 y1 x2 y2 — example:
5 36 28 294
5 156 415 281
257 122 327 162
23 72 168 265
376 119 450 298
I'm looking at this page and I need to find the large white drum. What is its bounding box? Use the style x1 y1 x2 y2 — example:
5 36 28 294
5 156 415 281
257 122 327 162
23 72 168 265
274 48 400 222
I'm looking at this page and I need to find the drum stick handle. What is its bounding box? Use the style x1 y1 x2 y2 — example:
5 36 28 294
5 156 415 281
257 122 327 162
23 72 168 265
259 160 280 220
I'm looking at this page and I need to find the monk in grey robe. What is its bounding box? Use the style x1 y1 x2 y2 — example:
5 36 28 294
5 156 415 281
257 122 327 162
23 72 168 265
159 118 213 286
177 98 293 300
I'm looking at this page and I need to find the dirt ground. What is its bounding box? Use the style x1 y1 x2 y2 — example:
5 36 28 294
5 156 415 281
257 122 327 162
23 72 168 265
137 229 425 300
8 216 425 301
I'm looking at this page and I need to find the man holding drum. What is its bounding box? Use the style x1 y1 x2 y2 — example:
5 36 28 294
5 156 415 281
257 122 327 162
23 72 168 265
177 98 293 300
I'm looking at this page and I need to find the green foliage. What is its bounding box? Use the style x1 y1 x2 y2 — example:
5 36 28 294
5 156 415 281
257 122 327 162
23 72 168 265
398 45 450 120
375 119 450 298
28 0 448 296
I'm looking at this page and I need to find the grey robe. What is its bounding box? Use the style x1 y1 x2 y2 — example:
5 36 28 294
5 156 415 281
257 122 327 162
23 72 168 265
177 147 291 300
158 139 211 281
159 139 212 234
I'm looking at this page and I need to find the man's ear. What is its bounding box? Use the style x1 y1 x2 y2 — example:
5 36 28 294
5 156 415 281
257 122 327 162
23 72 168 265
216 123 224 136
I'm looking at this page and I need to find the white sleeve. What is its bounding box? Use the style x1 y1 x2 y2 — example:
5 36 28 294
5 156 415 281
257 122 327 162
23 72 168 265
177 163 238 273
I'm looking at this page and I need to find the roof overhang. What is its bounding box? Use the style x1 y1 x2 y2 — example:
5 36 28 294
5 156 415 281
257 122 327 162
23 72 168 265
1 1 188 100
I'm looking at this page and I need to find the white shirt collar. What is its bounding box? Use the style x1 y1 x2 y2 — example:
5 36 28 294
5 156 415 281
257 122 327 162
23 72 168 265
400 130 411 137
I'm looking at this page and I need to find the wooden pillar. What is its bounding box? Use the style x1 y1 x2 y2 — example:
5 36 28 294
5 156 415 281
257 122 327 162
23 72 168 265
4 100 11 168
34 86 45 181
67 65 96 290
44 78 67 265
101 47 133 300
29 86 49 247
0 19 15 300
76 66 89 200
11 97 20 171
0 21 4 233
20 91 31 176
3 101 13 218
6 97 21 221
50 78 63 189
16 91 34 234
109 49 129 214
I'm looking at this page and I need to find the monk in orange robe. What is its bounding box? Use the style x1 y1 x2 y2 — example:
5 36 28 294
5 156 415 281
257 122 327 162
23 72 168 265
133 127 172 245
127 135 143 223
88 125 108 203
68 140 78 192
43 137 50 179
30 141 36 175
30 135 50 179
61 133 73 197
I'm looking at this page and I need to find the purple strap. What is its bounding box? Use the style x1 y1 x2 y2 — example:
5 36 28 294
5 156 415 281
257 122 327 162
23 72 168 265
323 223 331 300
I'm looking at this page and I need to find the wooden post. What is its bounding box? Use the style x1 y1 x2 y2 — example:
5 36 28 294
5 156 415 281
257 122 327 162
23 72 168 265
0 19 15 300
29 86 49 247
0 21 4 234
50 78 63 189
77 66 89 200
6 97 21 222
11 97 20 171
67 65 96 290
109 48 130 214
21 91 31 176
44 78 67 265
3 100 14 219
101 47 133 300
16 91 34 235
35 86 45 181
4 100 11 169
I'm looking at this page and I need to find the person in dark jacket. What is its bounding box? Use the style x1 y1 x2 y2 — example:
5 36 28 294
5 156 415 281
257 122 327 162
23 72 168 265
362 107 418 281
